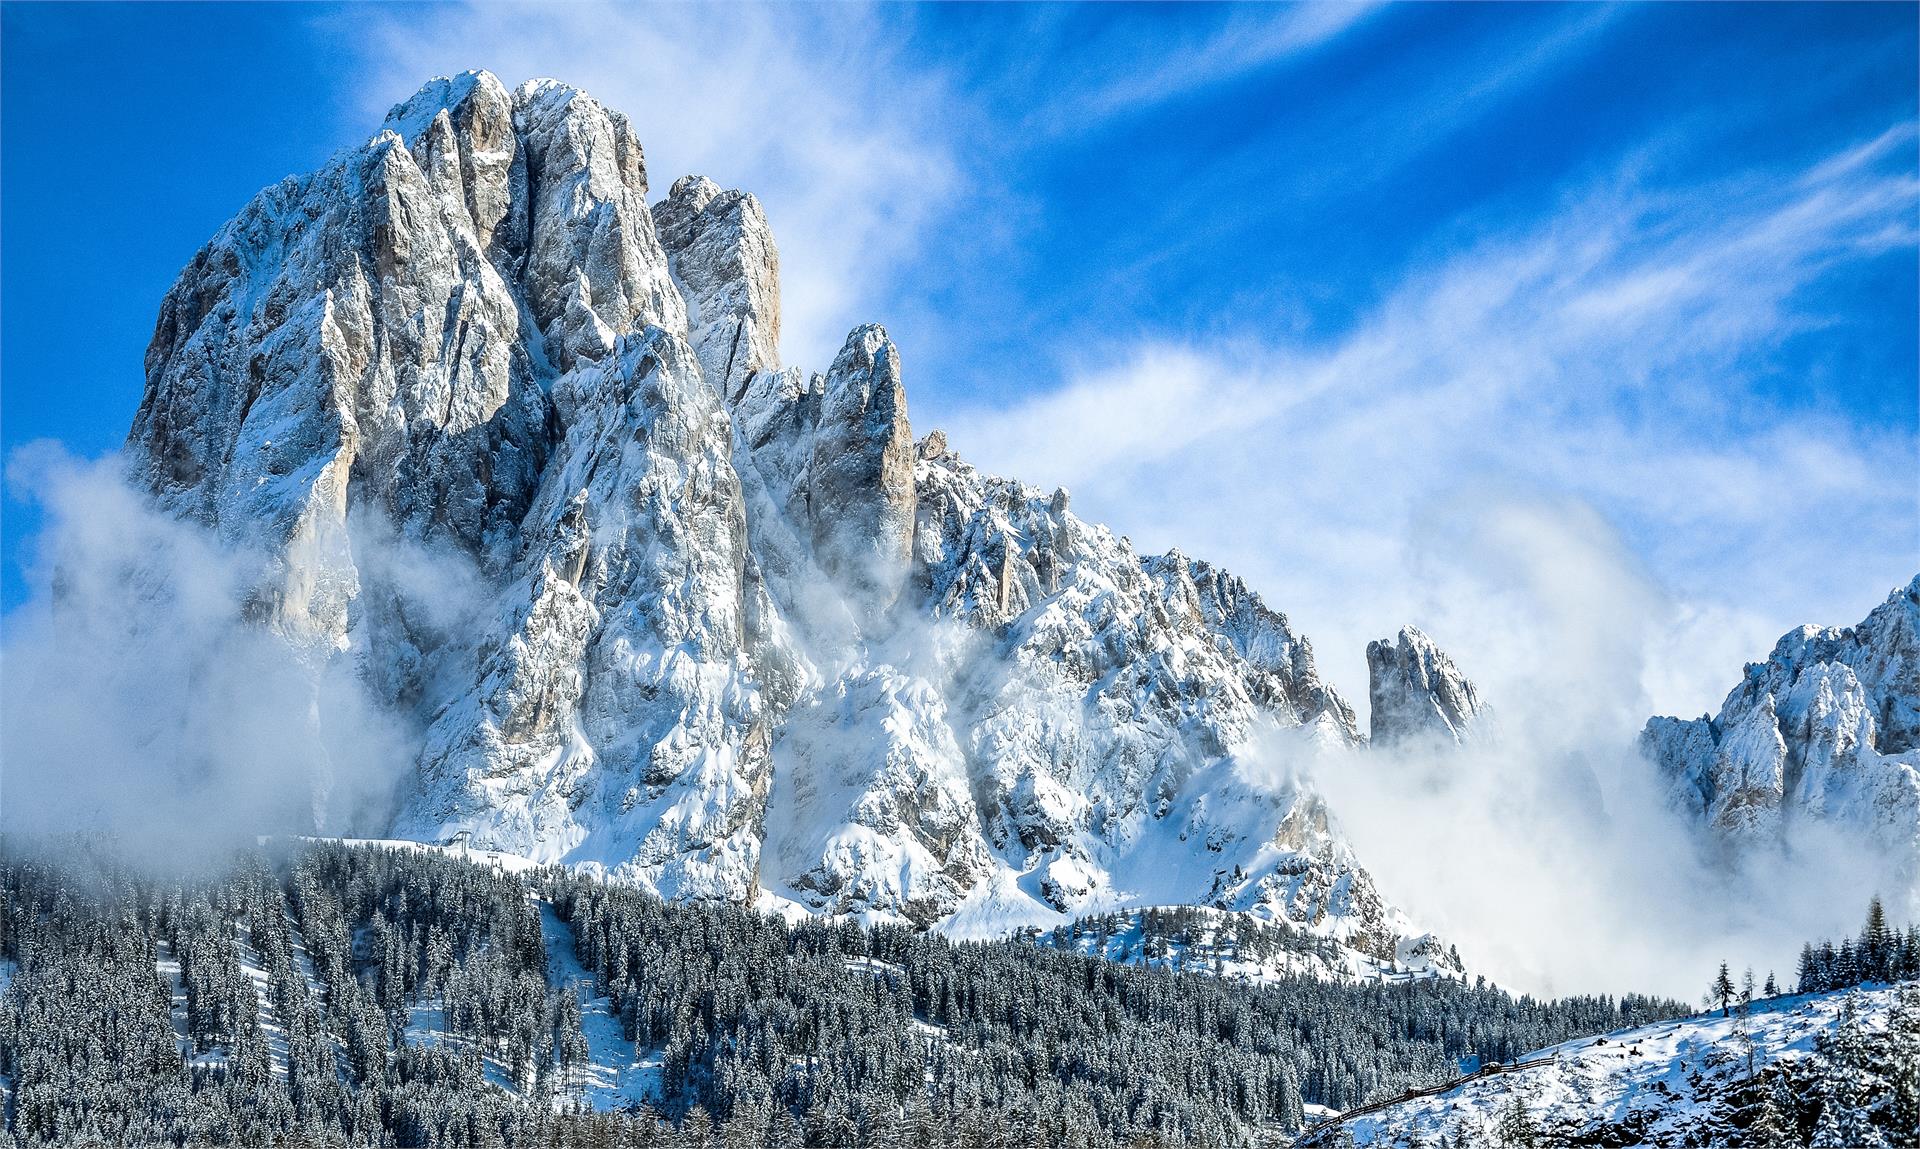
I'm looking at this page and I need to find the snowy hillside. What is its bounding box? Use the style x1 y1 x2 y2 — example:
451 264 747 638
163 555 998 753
1318 983 1920 1148
117 68 1441 964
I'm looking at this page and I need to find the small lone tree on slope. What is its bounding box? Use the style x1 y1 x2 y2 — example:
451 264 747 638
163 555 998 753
1707 961 1737 1018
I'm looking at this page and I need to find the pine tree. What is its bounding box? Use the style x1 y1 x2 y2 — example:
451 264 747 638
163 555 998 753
1810 995 1891 1148
1864 896 1893 983
1708 961 1737 1018
1747 1076 1799 1148
1837 940 1862 990
1494 1092 1537 1148
1883 986 1920 1149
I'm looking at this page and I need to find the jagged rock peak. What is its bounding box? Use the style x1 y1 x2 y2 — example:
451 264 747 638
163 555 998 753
1641 575 1920 863
1366 626 1485 747
658 173 723 223
126 67 687 573
116 70 1444 966
652 173 781 402
807 323 915 613
1148 552 1361 741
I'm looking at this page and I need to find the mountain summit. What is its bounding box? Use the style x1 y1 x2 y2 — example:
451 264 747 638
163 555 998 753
1642 576 1920 871
1365 626 1486 748
124 71 1447 966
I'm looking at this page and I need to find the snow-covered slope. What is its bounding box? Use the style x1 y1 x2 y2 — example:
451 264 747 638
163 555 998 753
1331 982 1920 1148
1031 906 1464 986
125 70 1438 965
1641 577 1920 875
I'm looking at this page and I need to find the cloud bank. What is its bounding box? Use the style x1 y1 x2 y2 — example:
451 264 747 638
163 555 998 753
1280 495 1908 999
940 122 1917 996
0 447 413 862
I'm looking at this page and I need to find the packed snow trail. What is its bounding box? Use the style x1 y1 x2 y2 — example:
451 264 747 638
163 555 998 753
539 902 663 1111
234 925 291 1081
152 941 191 1054
285 911 329 1014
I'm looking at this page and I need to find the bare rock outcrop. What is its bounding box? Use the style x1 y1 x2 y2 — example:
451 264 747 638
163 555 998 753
1641 576 1920 870
806 324 917 614
652 174 782 402
1366 627 1486 748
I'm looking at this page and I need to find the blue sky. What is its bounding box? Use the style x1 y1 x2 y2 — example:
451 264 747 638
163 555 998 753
3 1 1915 717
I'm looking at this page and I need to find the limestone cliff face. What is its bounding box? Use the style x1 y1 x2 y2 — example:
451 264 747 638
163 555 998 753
1366 627 1486 748
127 72 679 645
1641 577 1920 872
652 174 781 402
395 330 772 901
124 69 1435 964
807 325 917 615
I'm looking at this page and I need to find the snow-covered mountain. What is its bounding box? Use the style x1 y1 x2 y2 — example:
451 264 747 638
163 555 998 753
1641 577 1920 876
123 70 1442 966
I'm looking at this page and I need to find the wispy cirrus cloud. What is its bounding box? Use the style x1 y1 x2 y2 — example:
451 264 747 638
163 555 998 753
1052 1 1386 124
940 118 1916 993
947 122 1919 725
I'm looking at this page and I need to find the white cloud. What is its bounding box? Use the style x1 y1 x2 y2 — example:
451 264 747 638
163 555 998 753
948 126 1918 727
1056 2 1385 123
944 344 1271 481
0 446 418 862
338 2 960 375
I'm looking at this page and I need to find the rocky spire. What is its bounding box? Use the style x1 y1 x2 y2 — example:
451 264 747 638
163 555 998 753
651 174 782 402
806 324 916 614
1366 627 1485 747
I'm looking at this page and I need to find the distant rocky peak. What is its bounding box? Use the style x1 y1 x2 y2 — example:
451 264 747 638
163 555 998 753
1640 575 1920 867
1366 626 1486 747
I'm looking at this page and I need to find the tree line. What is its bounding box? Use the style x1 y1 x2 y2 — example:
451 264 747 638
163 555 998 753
0 839 1691 1147
1796 895 1920 995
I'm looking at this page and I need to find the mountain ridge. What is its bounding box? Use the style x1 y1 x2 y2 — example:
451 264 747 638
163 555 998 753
121 69 1450 971
109 66 1920 980
1642 575 1920 880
